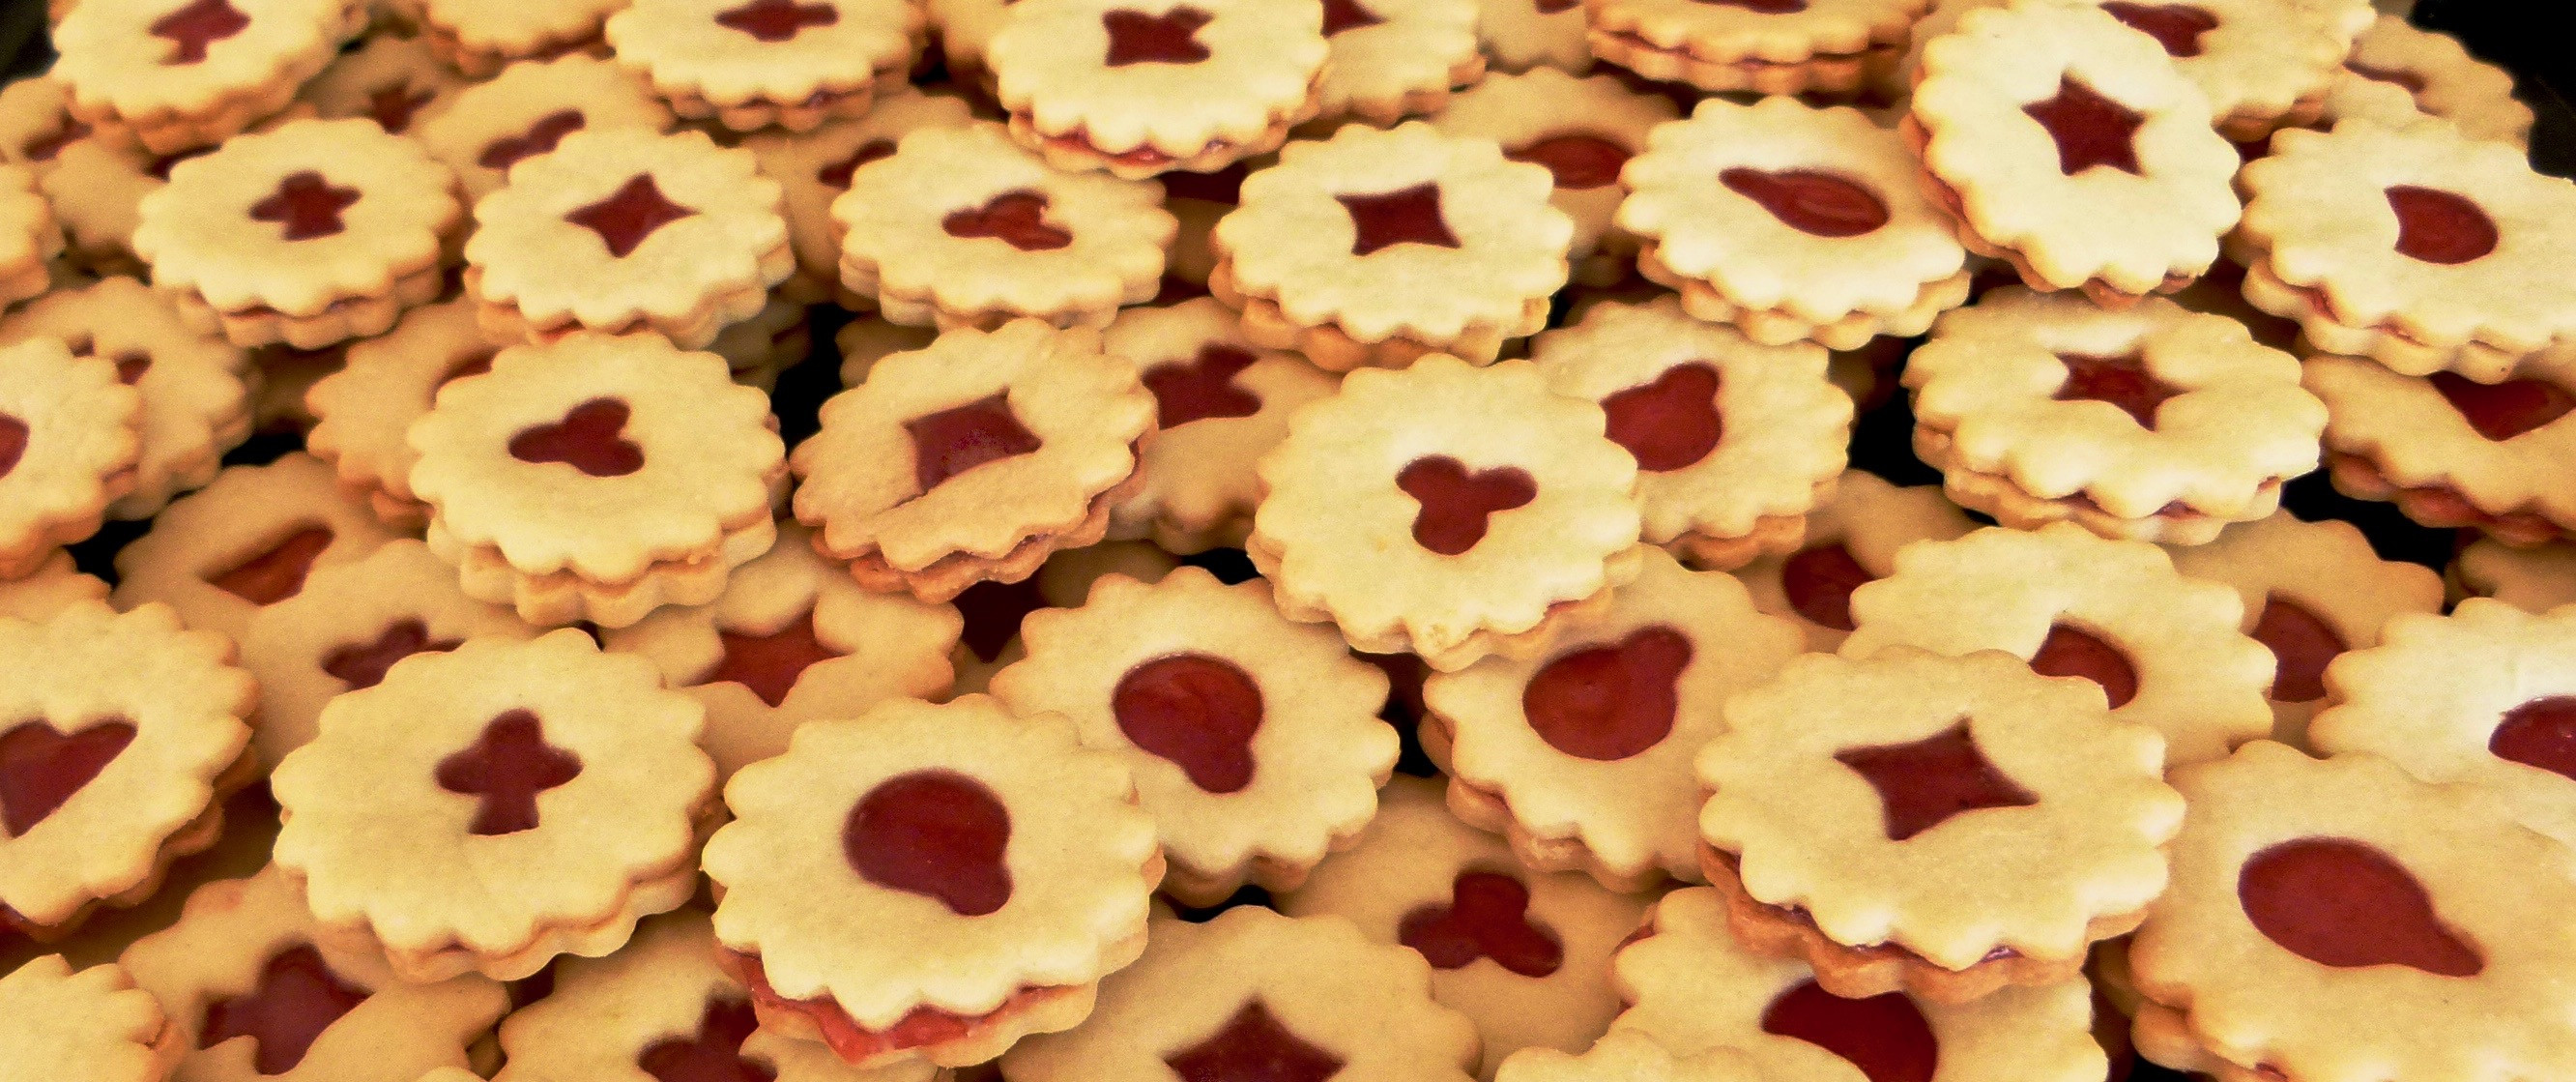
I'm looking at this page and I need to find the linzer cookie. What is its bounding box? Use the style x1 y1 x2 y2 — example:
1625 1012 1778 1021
947 540 1180 697
1736 471 1977 652
1472 0 1590 74
1100 298 1339 553
1 164 60 307
119 863 510 1080
1211 122 1572 369
2126 742 2576 1082
130 117 462 349
1906 0 2241 305
1529 297 1849 570
604 0 921 133
110 452 402 641
294 32 464 136
0 76 83 176
1429 69 1675 288
708 294 814 393
988 0 1329 178
2237 120 2576 382
700 695 1162 1067
34 138 178 277
601 523 963 780
244 338 347 435
921 0 1013 80
741 89 975 307
464 127 792 349
1312 0 1483 125
1841 522 2277 766
2073 0 2351 140
1007 907 1482 1082
1610 886 2108 1082
0 337 142 580
834 312 939 385
2303 352 2576 545
2327 15 2533 149
791 320 1155 602
1496 1031 1760 1082
1905 288 2326 545
0 956 176 1082
271 629 717 981
416 54 676 202
992 567 1399 905
301 299 494 527
0 601 253 940
403 0 629 75
0 551 110 621
1582 0 1927 96
2453 537 2576 613
49 0 351 156
1278 776 1652 1077
1251 356 1644 671
1618 97 1967 350
829 123 1174 330
1423 547 1803 892
407 332 786 628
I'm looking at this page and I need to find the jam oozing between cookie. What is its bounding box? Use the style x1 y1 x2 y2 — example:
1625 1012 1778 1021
1144 345 1263 428
2489 696 2576 781
1507 133 1632 191
703 608 840 708
844 770 1013 916
249 172 362 242
322 618 465 691
1834 721 2039 842
942 190 1075 251
199 943 372 1074
0 718 135 837
1114 654 1265 794
1399 869 1564 977
1166 1000 1346 1082
1320 0 1384 35
208 525 335 605
1522 626 1693 762
510 398 647 478
714 0 840 42
150 0 251 65
1601 363 1722 472
1759 980 1938 1082
436 709 584 836
367 85 439 135
2248 595 2341 703
1396 456 1535 557
2236 837 2483 977
2022 77 2145 177
1338 183 1461 256
905 393 1043 492
637 998 772 1082
2053 352 2179 429
1720 168 1890 239
818 139 898 189
2386 186 2497 265
2427 370 2572 442
567 175 700 258
2098 2 2219 58
1104 7 1215 67
1782 542 1872 631
2028 623 2139 709
480 110 587 171
0 413 26 479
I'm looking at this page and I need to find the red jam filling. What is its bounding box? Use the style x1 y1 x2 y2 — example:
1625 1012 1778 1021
1521 626 1693 762
1759 980 1938 1082
199 943 371 1074
151 0 250 65
1167 1000 1347 1082
1337 183 1460 256
817 139 897 189
713 0 839 42
2054 352 2178 429
638 998 773 1082
435 710 584 836
2237 837 2482 976
1104 7 1214 66
1143 345 1262 428
1320 0 1384 35
20 117 91 161
1161 162 1249 205
1397 870 1563 977
843 770 1013 917
1693 0 1809 11
2248 596 2342 703
1781 541 1871 631
365 85 437 134
248 171 362 242
566 174 698 258
2348 61 2429 95
2029 623 2139 709
147 145 217 181
1600 363 1722 472
2099 2 2219 57
737 954 1064 1062
1395 455 1535 556
0 413 25 479
479 110 586 171
2489 695 2576 781
1534 0 1577 10
942 190 1074 251
1720 167 1889 238
2427 370 2572 442
321 618 464 691
0 718 135 837
2386 186 2497 265
953 576 1048 663
1833 721 2039 842
2022 77 2145 176
109 353 154 385
208 525 335 604
1113 654 1265 794
904 393 1042 492
703 608 841 708
509 397 646 478
1506 134 1631 190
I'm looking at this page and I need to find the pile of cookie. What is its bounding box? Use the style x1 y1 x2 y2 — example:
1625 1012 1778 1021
7 0 2576 1079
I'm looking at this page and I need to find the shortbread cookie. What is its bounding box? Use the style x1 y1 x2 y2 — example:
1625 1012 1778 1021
830 123 1174 330
1157 161 1252 300
1842 522 2276 766
2075 0 2350 139
707 293 813 393
50 0 351 155
2303 352 2576 545
405 0 629 75
1495 1030 1761 1082
792 320 1155 602
742 89 975 307
464 127 792 349
1279 776 1652 1078
1907 0 2241 305
301 299 494 527
0 956 176 1082
605 0 921 133
1472 0 1589 74
243 338 345 435
921 0 1012 78
120 864 509 1081
0 601 253 939
35 138 184 276
2127 742 2576 1082
1252 355 1644 671
1212 122 1571 369
294 32 464 135
415 54 676 202
0 76 85 175
834 312 939 385
1530 297 1848 570
0 550 110 621
989 0 1329 178
1 164 60 307
701 695 1162 1067
1736 472 1977 652
994 567 1398 905
947 540 1180 696
0 337 142 579
2330 15 2533 149
1584 0 1927 96
132 117 461 349
271 629 716 981
1313 0 1483 124
2453 537 2576 613
109 453 401 641
601 523 962 779
1100 298 1339 552
1431 69 1675 288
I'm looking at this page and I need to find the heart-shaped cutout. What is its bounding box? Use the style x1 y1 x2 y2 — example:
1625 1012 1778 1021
321 618 463 691
2428 370 2573 442
199 943 371 1075
942 190 1074 251
842 770 1013 916
2029 623 2139 709
510 398 646 478
2490 695 2576 781
1396 455 1535 556
1721 167 1889 238
1601 363 1722 472
2237 837 2482 976
1760 980 1938 1082
1835 720 2039 842
1398 870 1563 977
636 998 768 1082
705 607 840 709
903 393 1042 493
1523 625 1693 762
2387 186 2497 265
0 719 136 837
1113 653 1264 794
1166 1001 1346 1082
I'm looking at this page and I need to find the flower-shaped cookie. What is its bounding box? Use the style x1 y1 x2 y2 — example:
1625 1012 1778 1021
1426 547 1801 891
831 123 1174 330
1213 122 1571 369
0 550 110 622
1279 776 1653 1077
1473 0 1590 74
34 136 182 276
0 76 84 175
709 295 815 393
835 313 940 385
109 453 402 641
0 956 174 1082
1531 297 1849 570
1497 1031 1761 1082
601 523 963 779
416 54 676 202
272 630 717 981
2304 353 2576 546
301 299 495 527
1252 356 1645 671
922 0 1013 75
1431 69 1676 287
1842 523 2276 766
133 118 462 350
1908 1 2241 304
0 601 252 939
293 32 464 136
1584 0 1927 96
743 89 976 307
1314 0 1483 124
50 0 351 155
2328 15 2533 149
408 333 786 628
2239 121 2576 382
990 0 1329 178
1736 472 1978 652
2071 0 2350 139
1 164 60 307
1906 289 2326 545
0 338 142 579
119 864 510 1081
947 540 1181 696
2455 538 2576 613
606 0 921 133
2127 743 2576 1082
1101 298 1339 552
792 320 1155 602
466 127 792 349
408 0 630 75
701 696 1161 1067
994 567 1397 905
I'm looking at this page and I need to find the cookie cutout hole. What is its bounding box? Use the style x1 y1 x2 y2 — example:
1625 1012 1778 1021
904 393 1042 493
1337 183 1460 256
818 139 896 189
1104 7 1214 66
0 413 25 479
1782 541 1871 631
704 607 840 708
942 190 1074 251
1319 0 1383 35
1759 980 1938 1082
1835 720 2038 842
1721 167 1890 238
2489 695 2576 782
2249 595 2341 704
2021 76 2145 176
2386 186 2498 265
479 110 586 171
1601 362 1722 472
842 770 1013 917
2053 351 2178 429
1693 0 1809 11
1523 626 1693 762
714 0 839 41
150 0 250 65
2428 370 2572 442
113 353 154 385
2029 623 2138 709
0 718 135 837
1534 0 1577 10
249 171 362 242
366 85 438 134
510 397 646 478
1398 869 1564 977
199 943 371 1074
637 997 769 1082
1507 133 1632 190
436 709 583 836
2237 837 2483 977
1144 344 1262 427
322 618 464 691
566 174 699 258
208 525 335 604
2099 2 2219 57
1166 1001 1346 1082
1396 455 1535 556
1114 653 1264 793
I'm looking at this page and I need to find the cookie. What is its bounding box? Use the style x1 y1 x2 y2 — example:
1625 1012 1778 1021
2452 537 2576 613
242 338 344 435
300 298 494 527
1734 471 1977 652
1312 0 1484 125
34 137 185 277
1584 0 1927 96
1493 1031 1761 1082
741 88 975 307
0 76 87 176
0 955 177 1082
920 0 1013 81
2072 0 2352 140
1430 69 1676 289
988 0 1329 178
0 550 110 621
293 31 465 136
2302 352 2576 546
110 452 403 641
604 0 921 134
403 0 629 75
1471 0 1589 74
1 164 61 308
946 539 1180 696
2325 15 2533 149
414 53 676 203
832 311 939 385
49 0 353 156
706 293 813 393
0 336 142 579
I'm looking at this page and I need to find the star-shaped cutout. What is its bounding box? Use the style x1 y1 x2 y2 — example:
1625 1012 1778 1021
1165 1000 1346 1082
564 174 699 258
2021 76 2145 176
1336 183 1460 256
249 171 362 242
435 710 583 836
